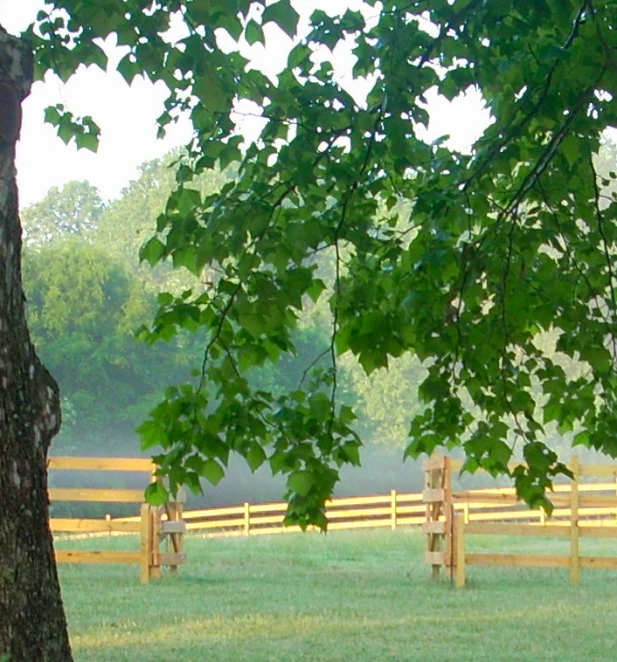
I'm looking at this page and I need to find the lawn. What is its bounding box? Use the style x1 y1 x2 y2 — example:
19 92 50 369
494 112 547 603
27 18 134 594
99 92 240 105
57 529 617 661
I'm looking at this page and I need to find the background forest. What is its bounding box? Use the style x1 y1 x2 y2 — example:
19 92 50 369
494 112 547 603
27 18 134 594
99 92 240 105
23 142 617 505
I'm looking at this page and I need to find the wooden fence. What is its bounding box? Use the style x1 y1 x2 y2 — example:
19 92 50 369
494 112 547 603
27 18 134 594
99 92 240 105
422 455 617 586
49 454 617 588
115 489 427 536
49 457 186 583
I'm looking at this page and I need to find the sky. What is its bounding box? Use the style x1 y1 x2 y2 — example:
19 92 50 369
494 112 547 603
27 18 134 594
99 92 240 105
0 0 490 208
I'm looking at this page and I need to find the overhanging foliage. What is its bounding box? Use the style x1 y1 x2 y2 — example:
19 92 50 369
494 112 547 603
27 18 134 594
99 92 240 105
29 0 617 524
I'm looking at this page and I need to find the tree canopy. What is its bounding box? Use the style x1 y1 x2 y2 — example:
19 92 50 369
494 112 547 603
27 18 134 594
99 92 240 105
28 0 617 524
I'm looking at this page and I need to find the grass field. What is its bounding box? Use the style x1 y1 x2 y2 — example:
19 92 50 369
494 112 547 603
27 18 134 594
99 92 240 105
57 528 617 661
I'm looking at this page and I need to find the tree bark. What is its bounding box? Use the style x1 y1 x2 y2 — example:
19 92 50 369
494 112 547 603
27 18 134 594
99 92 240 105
0 26 73 662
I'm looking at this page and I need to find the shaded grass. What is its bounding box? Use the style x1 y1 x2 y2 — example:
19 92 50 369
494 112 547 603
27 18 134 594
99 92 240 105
58 529 617 661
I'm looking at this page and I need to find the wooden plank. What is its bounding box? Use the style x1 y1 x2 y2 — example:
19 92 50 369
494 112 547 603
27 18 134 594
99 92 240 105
578 496 617 508
244 502 251 535
580 526 617 538
580 556 617 569
423 521 446 534
251 515 286 526
425 551 445 565
50 518 141 533
109 515 140 523
423 455 447 471
395 505 426 515
577 482 617 492
49 488 145 503
465 522 571 538
465 553 570 568
150 506 162 580
173 501 185 575
326 507 393 519
455 514 465 588
55 550 142 564
139 503 150 584
570 455 580 586
468 510 552 522
161 521 186 535
579 464 617 477
182 505 245 519
49 456 154 472
242 502 285 514
454 491 519 505
465 506 617 522
396 516 425 526
328 495 392 507
551 507 617 519
459 487 517 496
579 519 617 527
423 488 445 503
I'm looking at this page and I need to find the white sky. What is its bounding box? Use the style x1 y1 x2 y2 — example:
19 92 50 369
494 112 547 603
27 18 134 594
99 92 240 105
0 0 490 208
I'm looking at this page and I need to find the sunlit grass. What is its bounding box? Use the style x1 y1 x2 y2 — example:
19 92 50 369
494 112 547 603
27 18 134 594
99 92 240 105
58 529 617 661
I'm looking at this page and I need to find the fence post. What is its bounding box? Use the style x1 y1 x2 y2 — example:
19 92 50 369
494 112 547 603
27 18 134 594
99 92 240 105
139 503 151 585
167 500 184 576
150 506 162 580
244 502 251 536
444 456 454 571
424 453 444 578
570 455 580 586
391 489 397 530
455 512 466 588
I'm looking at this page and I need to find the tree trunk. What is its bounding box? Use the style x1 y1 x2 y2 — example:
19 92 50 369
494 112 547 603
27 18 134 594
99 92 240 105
0 26 73 662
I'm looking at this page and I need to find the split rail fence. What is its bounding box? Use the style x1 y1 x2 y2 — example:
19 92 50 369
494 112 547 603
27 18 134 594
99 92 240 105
422 455 617 587
49 455 617 588
115 489 427 536
49 457 186 583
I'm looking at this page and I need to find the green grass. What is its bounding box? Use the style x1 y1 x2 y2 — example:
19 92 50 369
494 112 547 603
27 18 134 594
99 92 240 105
57 529 617 661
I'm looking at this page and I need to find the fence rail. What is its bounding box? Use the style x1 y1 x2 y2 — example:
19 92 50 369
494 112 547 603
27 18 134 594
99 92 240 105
115 489 427 537
49 456 185 582
48 454 617 588
422 455 617 587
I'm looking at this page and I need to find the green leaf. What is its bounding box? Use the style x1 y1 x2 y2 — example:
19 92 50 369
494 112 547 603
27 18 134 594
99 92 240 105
246 444 267 472
288 470 314 497
140 237 166 265
43 104 62 125
245 19 265 46
200 459 225 485
75 132 99 152
145 481 169 507
309 392 331 422
262 1 300 39
137 420 167 450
